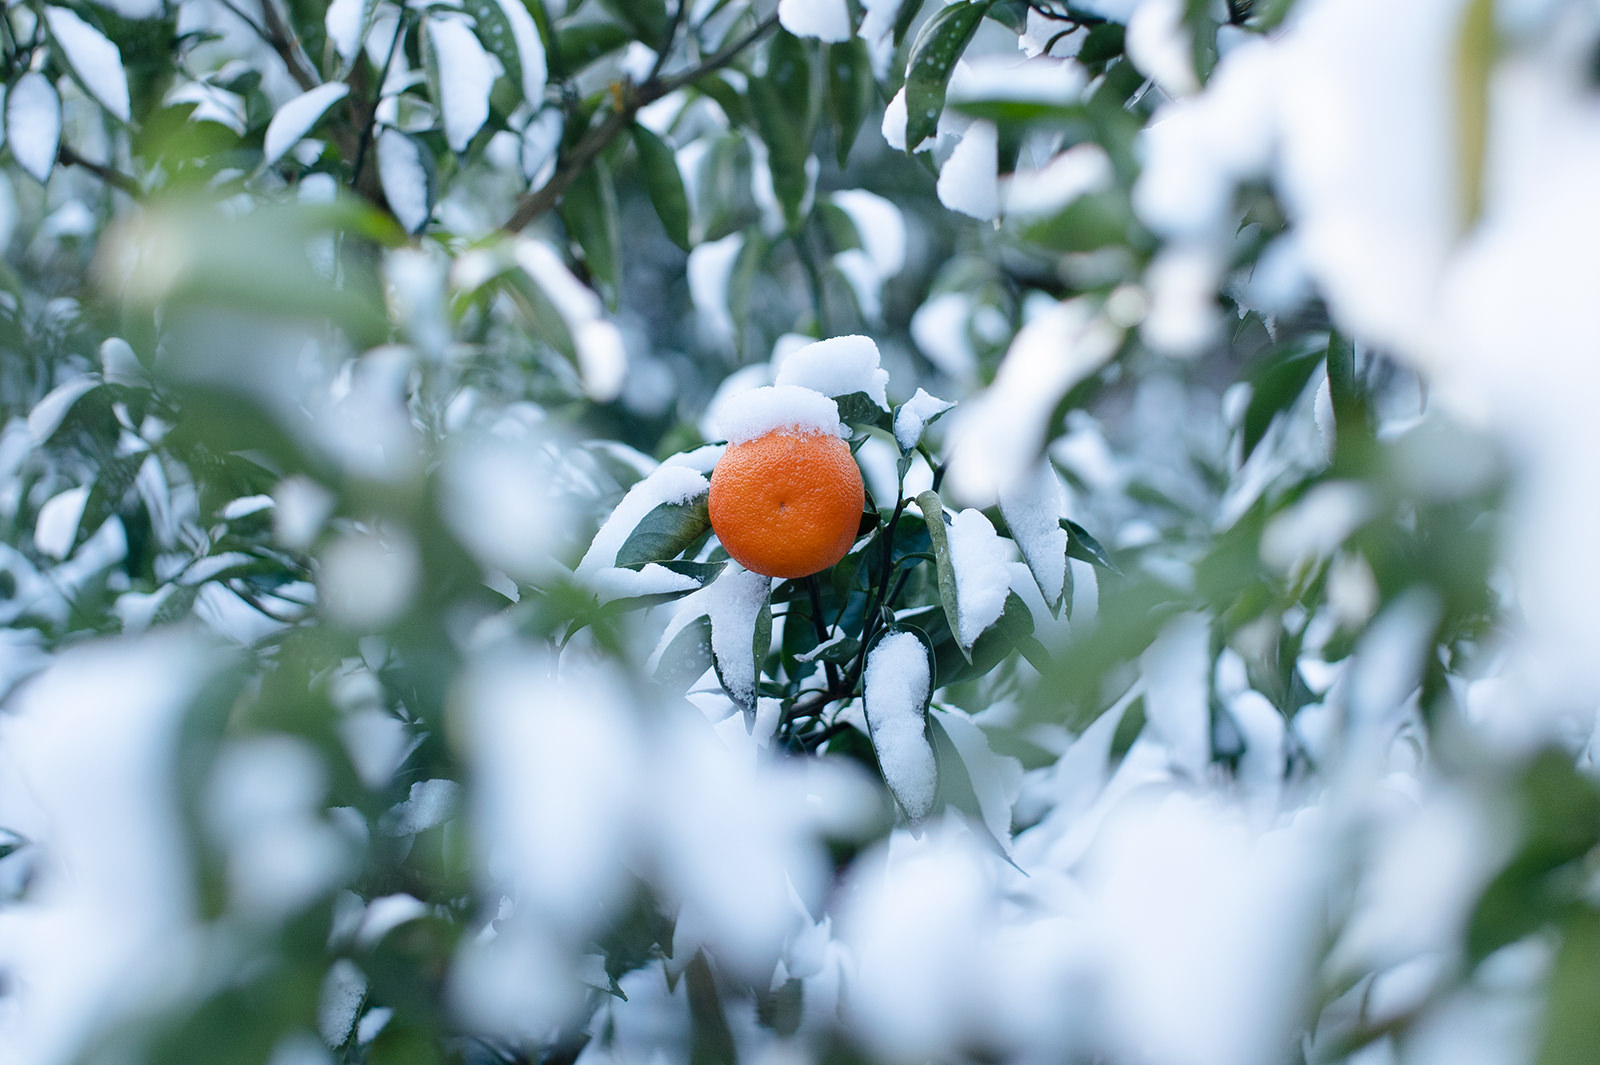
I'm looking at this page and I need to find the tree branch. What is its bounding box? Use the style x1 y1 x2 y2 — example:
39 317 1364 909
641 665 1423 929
57 144 139 197
256 0 322 92
500 12 781 234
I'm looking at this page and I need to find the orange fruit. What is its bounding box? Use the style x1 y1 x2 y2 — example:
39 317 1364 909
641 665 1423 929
709 428 865 579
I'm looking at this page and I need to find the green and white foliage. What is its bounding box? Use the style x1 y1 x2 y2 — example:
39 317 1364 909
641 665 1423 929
2 1 1600 1064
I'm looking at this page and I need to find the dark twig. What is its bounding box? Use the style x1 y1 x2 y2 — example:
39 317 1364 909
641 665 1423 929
57 144 139 196
256 0 322 92
501 12 780 233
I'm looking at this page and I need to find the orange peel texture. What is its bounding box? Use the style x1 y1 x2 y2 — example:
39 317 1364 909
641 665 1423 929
708 428 865 579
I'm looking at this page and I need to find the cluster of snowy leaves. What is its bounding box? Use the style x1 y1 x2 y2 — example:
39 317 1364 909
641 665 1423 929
3 0 1600 1065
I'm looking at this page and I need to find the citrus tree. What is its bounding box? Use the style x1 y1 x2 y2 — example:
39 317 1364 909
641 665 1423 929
3 0 1600 1064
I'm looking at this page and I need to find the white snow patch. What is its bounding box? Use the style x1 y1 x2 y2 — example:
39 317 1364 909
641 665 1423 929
998 461 1068 607
946 508 1011 648
687 232 744 346
945 298 1122 505
832 189 907 279
379 779 461 837
1140 612 1212 778
779 0 852 41
262 83 350 170
773 335 889 410
317 527 419 631
577 463 709 577
427 15 496 152
937 120 999 220
893 388 956 452
34 485 88 560
325 0 371 62
864 631 937 820
590 563 702 604
713 384 845 445
1005 142 1113 218
377 130 430 232
318 960 367 1046
932 707 1023 850
493 0 548 105
45 8 131 122
8 73 61 182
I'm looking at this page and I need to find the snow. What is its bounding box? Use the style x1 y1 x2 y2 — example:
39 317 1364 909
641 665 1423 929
427 15 496 153
27 378 99 445
325 0 370 62
832 189 907 279
687 233 744 346
514 238 603 324
937 120 999 221
317 527 420 631
377 130 429 232
932 708 1023 850
318 959 367 1046
1005 142 1113 218
575 319 628 402
772 335 889 410
356 894 428 946
0 636 209 1065
893 387 955 452
945 298 1123 505
998 461 1068 606
779 0 852 42
946 508 1012 648
463 654 641 933
379 779 461 836
34 485 88 560
949 56 1086 107
910 292 978 380
576 462 708 577
44 7 131 122
702 566 774 710
272 475 334 551
7 72 61 183
713 384 845 445
442 434 570 583
1259 481 1373 574
1126 0 1199 96
864 631 937 820
589 562 702 604
1139 613 1212 779
262 83 350 170
492 0 548 105
520 107 563 184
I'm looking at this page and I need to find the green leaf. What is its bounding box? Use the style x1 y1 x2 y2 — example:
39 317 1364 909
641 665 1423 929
834 390 892 433
598 0 668 43
1538 908 1600 1065
553 21 632 77
558 158 623 308
615 492 712 566
1078 22 1126 67
927 711 1019 866
1062 518 1119 574
826 37 876 167
749 30 817 232
1240 341 1324 461
462 0 525 97
655 615 714 695
892 0 924 48
916 490 967 658
903 0 993 151
1018 190 1132 252
631 124 692 250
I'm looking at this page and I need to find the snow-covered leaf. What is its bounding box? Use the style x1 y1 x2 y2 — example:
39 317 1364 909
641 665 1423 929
863 628 937 821
377 128 432 232
614 491 711 567
7 73 61 183
261 82 351 170
425 15 495 152
28 377 99 444
892 388 955 453
930 707 1023 852
462 0 548 106
326 0 379 64
920 493 1012 655
44 7 131 122
903 0 991 151
1000 462 1069 611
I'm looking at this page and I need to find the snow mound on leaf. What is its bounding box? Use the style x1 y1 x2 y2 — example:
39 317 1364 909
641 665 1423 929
864 631 936 820
773 335 890 410
714 385 845 445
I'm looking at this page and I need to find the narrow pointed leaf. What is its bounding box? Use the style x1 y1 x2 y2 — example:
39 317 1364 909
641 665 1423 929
632 124 692 251
903 0 992 151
